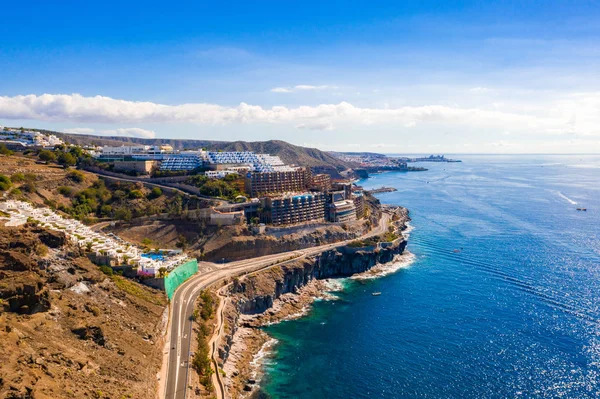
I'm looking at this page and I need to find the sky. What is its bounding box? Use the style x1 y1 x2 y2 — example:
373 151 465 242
1 0 600 153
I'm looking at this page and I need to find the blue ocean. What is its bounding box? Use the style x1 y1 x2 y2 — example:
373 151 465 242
261 155 600 398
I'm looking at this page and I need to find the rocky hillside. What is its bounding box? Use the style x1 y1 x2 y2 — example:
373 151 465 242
0 224 166 399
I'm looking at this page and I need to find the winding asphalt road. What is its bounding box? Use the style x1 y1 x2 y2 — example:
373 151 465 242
163 212 391 399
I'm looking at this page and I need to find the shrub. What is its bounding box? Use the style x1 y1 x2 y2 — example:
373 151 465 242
38 149 56 162
128 189 144 199
57 152 76 167
0 174 12 191
67 170 85 183
24 173 37 182
10 173 25 183
22 181 36 193
58 186 75 196
0 144 14 156
99 266 113 276
114 207 132 221
100 204 112 216
35 244 49 257
148 187 162 199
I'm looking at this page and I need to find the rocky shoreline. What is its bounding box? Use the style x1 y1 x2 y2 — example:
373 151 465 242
217 206 410 398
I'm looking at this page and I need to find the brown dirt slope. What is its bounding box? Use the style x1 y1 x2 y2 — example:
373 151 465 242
0 224 166 399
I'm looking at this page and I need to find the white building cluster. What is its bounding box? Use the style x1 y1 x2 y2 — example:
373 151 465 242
0 200 189 277
205 151 294 172
96 144 298 176
0 127 64 149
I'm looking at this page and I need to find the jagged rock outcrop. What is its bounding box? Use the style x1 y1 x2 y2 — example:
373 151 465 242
6 281 50 314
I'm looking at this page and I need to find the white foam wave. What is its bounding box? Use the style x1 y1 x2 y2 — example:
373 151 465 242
401 221 414 239
320 292 341 301
248 338 278 386
323 278 346 292
556 191 577 205
351 251 416 280
262 305 311 326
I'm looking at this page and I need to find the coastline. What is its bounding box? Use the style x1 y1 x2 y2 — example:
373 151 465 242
217 207 412 398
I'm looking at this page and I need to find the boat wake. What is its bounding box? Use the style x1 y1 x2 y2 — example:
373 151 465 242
412 236 600 324
556 191 578 205
351 251 416 280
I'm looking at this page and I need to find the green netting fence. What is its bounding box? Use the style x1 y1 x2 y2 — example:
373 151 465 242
164 259 199 300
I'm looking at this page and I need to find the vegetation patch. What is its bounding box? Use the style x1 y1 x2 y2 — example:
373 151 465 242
191 290 218 391
110 275 166 306
186 174 246 201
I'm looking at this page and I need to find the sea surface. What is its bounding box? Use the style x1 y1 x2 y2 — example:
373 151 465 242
260 155 600 399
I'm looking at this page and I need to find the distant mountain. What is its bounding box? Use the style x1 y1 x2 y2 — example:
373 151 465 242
47 131 355 177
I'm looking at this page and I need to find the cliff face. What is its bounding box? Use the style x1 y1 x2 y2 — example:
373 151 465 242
232 237 407 314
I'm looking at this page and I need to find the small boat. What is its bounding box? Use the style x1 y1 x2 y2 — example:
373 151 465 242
453 249 461 253
372 292 381 296
577 208 587 211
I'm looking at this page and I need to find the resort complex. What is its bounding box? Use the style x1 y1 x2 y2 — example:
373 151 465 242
94 145 368 226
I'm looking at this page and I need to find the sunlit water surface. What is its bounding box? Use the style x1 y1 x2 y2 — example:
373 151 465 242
260 155 600 399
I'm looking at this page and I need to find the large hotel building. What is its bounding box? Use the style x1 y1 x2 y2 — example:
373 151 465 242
261 193 326 225
245 167 312 197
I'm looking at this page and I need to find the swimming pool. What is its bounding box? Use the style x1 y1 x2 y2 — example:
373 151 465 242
141 252 165 261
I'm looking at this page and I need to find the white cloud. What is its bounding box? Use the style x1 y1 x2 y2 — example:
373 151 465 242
63 126 156 138
271 87 292 93
2 92 600 140
271 85 338 93
64 127 95 134
101 128 156 138
295 121 335 131
469 87 493 94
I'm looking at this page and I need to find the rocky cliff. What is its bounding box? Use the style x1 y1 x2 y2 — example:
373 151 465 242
232 237 407 314
228 206 408 315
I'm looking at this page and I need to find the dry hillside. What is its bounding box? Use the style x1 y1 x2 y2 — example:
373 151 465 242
0 223 166 399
